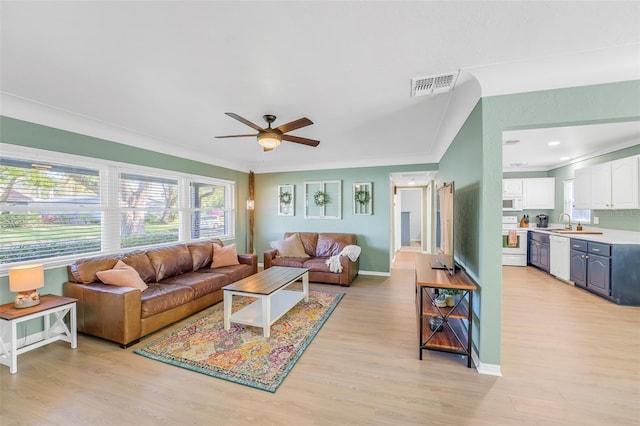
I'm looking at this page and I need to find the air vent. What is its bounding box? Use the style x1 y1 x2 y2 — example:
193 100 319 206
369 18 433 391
411 71 459 97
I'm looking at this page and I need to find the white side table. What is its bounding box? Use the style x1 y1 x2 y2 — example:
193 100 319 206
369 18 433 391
0 294 77 374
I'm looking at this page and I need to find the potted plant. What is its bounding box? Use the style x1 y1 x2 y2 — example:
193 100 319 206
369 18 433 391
440 289 460 307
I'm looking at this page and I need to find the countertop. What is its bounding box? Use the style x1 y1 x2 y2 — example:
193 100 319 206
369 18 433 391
526 223 640 245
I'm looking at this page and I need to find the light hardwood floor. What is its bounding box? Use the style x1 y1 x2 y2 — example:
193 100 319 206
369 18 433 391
2 252 639 425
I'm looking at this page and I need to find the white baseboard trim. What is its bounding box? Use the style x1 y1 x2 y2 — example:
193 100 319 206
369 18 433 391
358 270 390 277
7 331 46 351
472 349 502 376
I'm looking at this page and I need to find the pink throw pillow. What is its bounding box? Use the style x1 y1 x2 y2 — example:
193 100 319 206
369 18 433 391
96 260 148 291
269 233 309 258
211 243 240 268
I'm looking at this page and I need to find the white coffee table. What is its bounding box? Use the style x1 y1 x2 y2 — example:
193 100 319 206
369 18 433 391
222 267 309 338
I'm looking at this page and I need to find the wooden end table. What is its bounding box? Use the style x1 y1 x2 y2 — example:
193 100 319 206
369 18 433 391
0 294 77 374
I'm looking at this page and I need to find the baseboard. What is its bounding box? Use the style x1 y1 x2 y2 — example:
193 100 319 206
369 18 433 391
358 270 390 277
472 349 503 376
6 331 46 351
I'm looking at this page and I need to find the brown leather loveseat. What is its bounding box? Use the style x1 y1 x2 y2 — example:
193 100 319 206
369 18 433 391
264 232 359 286
63 239 256 347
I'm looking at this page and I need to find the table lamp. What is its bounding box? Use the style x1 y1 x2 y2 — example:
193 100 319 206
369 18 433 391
9 264 44 308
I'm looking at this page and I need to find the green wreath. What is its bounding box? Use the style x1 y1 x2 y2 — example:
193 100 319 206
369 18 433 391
314 190 330 206
279 191 292 205
354 190 370 205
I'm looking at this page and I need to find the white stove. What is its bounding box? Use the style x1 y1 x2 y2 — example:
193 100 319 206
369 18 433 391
502 216 528 266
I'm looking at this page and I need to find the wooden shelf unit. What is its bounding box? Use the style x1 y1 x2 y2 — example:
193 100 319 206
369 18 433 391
415 254 476 367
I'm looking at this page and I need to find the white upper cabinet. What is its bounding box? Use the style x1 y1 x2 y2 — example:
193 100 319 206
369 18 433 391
591 156 639 209
503 179 523 197
611 156 639 209
573 167 591 209
522 177 555 209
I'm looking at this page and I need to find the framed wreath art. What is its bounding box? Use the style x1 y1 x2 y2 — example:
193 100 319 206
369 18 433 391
278 184 294 216
304 180 341 219
353 182 372 215
314 190 330 206
280 192 292 205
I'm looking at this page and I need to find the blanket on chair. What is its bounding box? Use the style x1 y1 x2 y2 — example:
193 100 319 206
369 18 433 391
326 245 361 273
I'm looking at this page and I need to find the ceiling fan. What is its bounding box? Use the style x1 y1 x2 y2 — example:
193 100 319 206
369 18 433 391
215 112 320 151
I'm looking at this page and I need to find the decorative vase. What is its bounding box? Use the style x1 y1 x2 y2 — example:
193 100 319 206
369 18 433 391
429 316 444 332
445 295 455 307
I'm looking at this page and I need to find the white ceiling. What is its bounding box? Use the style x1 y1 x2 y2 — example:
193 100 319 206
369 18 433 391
503 121 640 173
1 1 639 182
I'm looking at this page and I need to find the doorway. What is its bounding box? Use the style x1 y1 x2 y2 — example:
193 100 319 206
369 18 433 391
398 188 423 251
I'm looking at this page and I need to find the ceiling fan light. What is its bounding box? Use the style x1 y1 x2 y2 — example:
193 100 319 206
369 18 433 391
257 132 282 149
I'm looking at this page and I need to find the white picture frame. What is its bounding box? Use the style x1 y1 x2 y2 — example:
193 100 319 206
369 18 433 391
304 180 342 219
353 182 372 215
278 184 295 216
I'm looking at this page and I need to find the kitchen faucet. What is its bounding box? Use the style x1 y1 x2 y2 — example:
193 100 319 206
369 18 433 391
558 213 572 230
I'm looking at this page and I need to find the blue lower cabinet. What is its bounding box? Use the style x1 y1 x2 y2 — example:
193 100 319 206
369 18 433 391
569 238 640 306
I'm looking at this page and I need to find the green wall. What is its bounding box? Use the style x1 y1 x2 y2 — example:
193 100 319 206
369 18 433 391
254 164 437 273
437 101 489 362
0 116 250 305
479 79 640 366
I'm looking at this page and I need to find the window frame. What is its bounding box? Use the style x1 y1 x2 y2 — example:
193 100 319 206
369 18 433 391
1 144 236 274
563 178 591 224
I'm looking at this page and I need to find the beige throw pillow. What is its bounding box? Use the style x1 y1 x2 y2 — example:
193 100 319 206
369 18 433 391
270 233 310 258
96 260 148 291
211 243 240 268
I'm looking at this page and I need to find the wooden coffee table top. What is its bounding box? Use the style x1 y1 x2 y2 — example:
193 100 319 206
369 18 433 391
223 267 309 295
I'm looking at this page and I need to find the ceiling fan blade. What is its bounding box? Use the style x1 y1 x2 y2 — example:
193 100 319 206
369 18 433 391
214 134 258 139
275 117 313 134
282 134 320 147
225 112 265 132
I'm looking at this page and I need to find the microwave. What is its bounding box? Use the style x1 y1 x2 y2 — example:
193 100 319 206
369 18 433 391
503 197 523 211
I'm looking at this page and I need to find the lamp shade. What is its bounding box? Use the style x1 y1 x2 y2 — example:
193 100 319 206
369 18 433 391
257 132 282 149
9 264 44 292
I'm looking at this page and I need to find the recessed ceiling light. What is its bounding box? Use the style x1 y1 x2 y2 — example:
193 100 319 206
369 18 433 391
560 156 570 161
548 141 561 146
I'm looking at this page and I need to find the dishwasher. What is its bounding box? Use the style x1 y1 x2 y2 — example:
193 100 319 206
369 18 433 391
549 234 571 282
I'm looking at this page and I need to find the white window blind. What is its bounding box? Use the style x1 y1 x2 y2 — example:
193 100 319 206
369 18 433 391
118 172 179 249
0 157 102 264
563 179 590 223
1 146 236 269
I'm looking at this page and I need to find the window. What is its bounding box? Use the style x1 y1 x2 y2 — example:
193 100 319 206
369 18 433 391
189 180 233 240
1 146 235 269
563 179 590 223
118 173 179 249
1 157 102 264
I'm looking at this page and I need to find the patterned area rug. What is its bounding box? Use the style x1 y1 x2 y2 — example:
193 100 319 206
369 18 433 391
134 289 344 392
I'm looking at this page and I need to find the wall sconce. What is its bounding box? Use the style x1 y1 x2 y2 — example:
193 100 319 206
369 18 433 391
9 264 45 308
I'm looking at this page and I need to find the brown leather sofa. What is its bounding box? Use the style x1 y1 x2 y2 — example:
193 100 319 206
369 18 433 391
63 239 257 347
264 232 359 286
